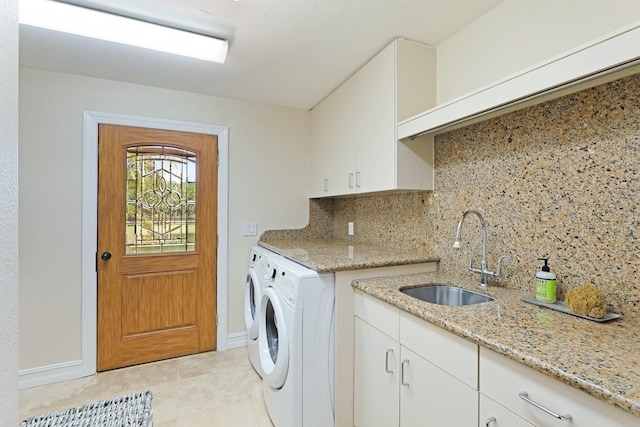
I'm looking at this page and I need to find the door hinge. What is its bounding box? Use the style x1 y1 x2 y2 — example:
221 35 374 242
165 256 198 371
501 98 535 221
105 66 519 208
216 313 218 327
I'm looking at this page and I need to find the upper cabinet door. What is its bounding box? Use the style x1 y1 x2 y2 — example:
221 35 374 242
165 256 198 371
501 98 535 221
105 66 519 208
309 39 436 198
309 77 358 197
352 42 396 194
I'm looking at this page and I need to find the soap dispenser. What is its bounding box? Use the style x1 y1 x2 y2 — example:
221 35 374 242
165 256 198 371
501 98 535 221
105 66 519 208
535 258 557 303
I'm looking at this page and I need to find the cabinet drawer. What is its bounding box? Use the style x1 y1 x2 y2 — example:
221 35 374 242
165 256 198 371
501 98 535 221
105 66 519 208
354 290 399 339
480 394 533 427
480 347 638 427
400 311 478 389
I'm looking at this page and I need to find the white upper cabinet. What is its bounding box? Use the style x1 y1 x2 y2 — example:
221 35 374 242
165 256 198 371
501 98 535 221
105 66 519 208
310 39 436 198
398 22 640 140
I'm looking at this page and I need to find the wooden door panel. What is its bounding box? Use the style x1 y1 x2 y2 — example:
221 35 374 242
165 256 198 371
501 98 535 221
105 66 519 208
97 124 217 371
120 253 199 274
118 328 200 368
121 269 198 335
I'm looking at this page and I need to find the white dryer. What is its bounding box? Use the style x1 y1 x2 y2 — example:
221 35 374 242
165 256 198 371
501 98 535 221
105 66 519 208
257 255 335 427
245 245 277 377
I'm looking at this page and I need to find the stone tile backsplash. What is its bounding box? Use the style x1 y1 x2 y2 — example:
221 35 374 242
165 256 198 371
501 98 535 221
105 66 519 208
433 72 640 316
267 72 639 316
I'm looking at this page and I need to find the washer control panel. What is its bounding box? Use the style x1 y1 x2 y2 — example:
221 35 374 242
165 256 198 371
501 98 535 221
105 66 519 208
257 258 277 283
273 268 298 305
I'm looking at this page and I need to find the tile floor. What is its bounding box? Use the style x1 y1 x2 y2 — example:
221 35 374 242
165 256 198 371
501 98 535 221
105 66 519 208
19 347 274 426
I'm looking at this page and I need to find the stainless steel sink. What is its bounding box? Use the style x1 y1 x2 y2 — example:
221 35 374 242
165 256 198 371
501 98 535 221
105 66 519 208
400 285 494 306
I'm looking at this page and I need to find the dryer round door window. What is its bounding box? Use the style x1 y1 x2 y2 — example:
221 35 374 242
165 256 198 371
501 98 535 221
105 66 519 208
245 268 261 339
258 287 289 389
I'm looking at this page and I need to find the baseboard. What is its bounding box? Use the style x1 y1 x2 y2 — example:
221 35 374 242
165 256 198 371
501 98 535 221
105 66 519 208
19 333 248 389
19 360 83 389
226 331 248 349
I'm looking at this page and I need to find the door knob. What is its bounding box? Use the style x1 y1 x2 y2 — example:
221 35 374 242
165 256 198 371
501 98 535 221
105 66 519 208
101 252 112 261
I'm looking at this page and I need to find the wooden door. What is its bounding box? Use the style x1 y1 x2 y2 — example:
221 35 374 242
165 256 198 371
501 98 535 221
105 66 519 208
97 124 217 371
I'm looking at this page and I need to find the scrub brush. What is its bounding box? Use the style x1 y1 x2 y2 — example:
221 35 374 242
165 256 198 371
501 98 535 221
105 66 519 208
565 284 606 319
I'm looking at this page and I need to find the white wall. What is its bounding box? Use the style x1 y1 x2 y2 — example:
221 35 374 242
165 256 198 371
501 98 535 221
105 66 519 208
19 68 310 373
436 0 640 104
0 0 20 422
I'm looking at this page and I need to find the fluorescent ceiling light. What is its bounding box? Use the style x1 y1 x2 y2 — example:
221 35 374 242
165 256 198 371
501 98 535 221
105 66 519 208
19 0 228 63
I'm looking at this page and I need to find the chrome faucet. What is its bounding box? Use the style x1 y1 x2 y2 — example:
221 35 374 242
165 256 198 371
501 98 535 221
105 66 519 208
453 210 509 287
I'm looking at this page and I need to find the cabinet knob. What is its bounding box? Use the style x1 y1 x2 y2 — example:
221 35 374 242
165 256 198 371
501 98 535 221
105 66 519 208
485 416 496 427
100 252 112 261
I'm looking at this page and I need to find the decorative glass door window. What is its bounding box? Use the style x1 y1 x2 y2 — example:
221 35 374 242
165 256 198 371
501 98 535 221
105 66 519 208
126 145 196 254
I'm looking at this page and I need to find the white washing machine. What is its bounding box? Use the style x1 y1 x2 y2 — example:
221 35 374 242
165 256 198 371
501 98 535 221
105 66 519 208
245 245 278 377
257 255 335 427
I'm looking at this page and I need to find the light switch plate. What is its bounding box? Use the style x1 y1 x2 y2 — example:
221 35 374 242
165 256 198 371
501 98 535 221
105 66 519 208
243 222 257 236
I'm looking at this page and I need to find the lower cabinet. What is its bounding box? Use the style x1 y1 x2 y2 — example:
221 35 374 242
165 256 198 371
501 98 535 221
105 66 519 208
354 291 478 427
354 317 399 427
480 348 640 427
354 291 640 427
400 346 478 426
480 394 534 427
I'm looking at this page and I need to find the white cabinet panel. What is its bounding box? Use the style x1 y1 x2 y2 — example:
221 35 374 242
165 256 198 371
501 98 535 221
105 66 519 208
400 346 478 427
353 293 638 427
310 38 435 197
354 292 480 427
480 394 533 427
309 76 356 196
354 289 399 338
354 317 399 427
350 41 396 195
480 347 639 427
400 311 478 389
398 23 640 140
336 264 438 427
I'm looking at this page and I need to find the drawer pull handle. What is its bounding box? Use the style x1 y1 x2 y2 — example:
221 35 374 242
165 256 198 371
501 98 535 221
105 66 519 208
519 391 572 420
485 416 496 427
401 359 410 386
385 349 393 373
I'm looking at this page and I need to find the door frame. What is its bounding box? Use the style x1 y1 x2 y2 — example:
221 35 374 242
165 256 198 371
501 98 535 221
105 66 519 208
81 111 229 377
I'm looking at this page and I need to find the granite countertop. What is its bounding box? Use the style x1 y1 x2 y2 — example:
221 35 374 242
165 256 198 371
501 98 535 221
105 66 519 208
352 271 640 418
258 238 440 272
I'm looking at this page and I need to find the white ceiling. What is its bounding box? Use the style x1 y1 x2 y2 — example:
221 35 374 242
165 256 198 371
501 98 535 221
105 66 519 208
19 0 504 110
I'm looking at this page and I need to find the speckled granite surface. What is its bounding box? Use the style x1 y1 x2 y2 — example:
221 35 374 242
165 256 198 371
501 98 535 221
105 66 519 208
433 72 640 317
260 191 435 252
353 272 640 418
258 238 439 272
259 191 439 271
